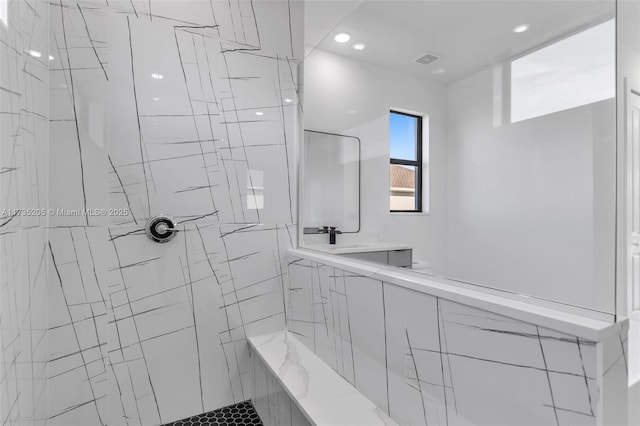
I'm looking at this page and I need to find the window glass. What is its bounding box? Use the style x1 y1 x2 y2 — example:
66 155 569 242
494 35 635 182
390 164 418 211
390 112 417 161
511 19 615 123
390 111 422 212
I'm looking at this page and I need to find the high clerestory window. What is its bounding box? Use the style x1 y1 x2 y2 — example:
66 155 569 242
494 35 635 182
389 110 424 212
510 19 615 123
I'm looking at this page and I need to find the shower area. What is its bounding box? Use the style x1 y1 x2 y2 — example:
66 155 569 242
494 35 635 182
1 1 300 424
0 0 638 425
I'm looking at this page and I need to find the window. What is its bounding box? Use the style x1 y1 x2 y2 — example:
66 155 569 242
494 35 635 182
510 19 614 123
389 110 423 212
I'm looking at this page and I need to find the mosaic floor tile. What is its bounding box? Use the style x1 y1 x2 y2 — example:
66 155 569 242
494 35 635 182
163 401 263 426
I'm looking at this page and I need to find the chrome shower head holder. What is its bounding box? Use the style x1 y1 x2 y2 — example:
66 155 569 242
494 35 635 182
145 214 178 243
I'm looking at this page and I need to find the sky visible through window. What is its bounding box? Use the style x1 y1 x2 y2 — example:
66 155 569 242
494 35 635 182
390 112 416 161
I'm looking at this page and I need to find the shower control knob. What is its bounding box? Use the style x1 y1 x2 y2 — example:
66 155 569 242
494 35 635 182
145 214 178 243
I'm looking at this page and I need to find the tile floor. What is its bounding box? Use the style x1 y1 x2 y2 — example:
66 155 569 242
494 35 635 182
163 401 263 426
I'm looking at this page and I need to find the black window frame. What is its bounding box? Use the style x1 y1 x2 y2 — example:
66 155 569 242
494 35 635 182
390 110 423 213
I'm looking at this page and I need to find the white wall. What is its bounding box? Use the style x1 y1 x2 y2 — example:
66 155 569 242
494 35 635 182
303 48 449 270
446 66 616 314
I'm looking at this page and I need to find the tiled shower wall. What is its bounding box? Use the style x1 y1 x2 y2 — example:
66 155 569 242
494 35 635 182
1 0 50 425
2 1 302 425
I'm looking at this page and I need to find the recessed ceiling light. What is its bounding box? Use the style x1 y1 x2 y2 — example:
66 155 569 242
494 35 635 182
353 43 366 51
432 68 445 75
347 110 357 114
513 24 530 33
27 50 41 58
152 97 160 101
334 32 351 43
284 98 293 103
255 111 264 116
151 73 164 80
48 55 55 61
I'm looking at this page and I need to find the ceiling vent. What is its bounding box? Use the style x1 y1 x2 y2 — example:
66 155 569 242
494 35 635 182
414 52 442 67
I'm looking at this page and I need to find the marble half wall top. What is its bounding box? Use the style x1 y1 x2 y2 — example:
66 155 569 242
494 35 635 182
288 248 627 342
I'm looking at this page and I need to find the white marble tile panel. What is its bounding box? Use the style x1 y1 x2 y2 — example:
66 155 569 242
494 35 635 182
344 274 389 413
598 326 629 426
448 354 558 426
142 326 205 423
117 357 163 425
103 3 299 227
439 300 547 369
312 264 341 374
538 329 595 377
383 285 450 425
252 350 311 426
286 260 315 347
382 284 411 422
286 257 624 426
47 367 104 426
548 372 596 419
0 0 49 231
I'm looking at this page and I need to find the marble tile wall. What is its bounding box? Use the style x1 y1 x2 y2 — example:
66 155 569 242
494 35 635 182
599 325 629 425
47 224 295 425
1 1 50 425
49 0 301 229
3 0 302 425
286 256 628 426
0 230 50 426
0 0 49 230
251 347 311 426
46 0 301 423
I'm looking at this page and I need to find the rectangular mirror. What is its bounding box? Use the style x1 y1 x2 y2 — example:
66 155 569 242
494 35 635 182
302 130 360 233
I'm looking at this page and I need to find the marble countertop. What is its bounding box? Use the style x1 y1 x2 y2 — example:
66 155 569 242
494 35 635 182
248 330 398 426
288 248 627 342
300 242 412 255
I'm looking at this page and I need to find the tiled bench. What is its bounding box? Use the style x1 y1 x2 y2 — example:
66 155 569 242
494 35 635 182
248 331 397 426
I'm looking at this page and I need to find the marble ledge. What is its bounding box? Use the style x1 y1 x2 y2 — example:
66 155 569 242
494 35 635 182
288 248 627 342
248 330 397 426
300 242 412 255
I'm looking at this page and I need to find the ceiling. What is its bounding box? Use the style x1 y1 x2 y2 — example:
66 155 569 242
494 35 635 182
304 0 614 84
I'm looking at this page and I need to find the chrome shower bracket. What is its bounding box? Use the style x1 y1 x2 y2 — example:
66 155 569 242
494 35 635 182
145 214 178 243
